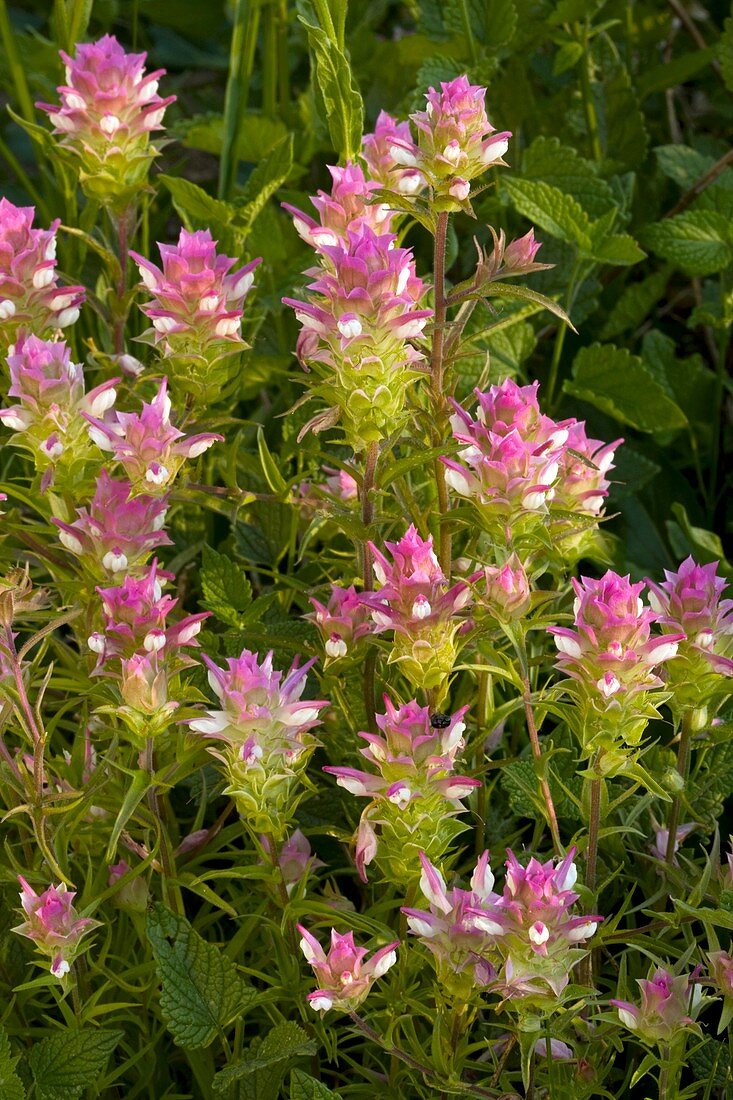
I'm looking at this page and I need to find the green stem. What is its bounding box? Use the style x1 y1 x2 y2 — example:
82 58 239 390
586 772 602 893
514 633 562 856
665 709 695 866
361 441 379 732
578 23 602 162
430 211 452 576
546 258 581 408
708 327 730 520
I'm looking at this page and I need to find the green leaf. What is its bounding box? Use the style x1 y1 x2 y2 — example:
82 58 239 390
484 281 577 330
643 211 732 276
522 135 616 218
104 768 153 862
588 230 646 266
29 1029 122 1100
565 344 688 432
553 40 584 75
159 175 237 232
666 504 733 578
501 177 592 250
718 16 733 93
297 1 364 160
213 1021 317 1094
0 1027 25 1100
638 48 714 98
597 61 648 171
201 545 253 627
654 144 714 188
600 269 669 339
291 1069 342 1099
257 425 288 494
147 903 258 1049
236 133 294 231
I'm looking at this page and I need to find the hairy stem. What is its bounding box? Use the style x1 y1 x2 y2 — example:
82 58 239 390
361 441 379 732
665 709 694 866
514 634 562 856
430 211 453 576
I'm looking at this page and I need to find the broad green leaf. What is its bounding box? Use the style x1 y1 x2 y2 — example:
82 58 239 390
297 0 364 161
598 61 648 170
147 903 258 1049
29 1029 122 1100
213 1021 317 1094
236 133 294 230
522 136 616 218
638 48 713 98
643 211 732 276
201 545 253 627
588 231 646 266
501 177 592 249
654 144 714 188
291 1069 343 1099
666 504 733 578
0 1028 24 1100
600 269 669 339
565 343 688 432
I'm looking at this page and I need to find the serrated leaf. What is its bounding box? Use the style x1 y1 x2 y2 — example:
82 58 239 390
213 1021 317 1094
654 144 714 188
565 343 688 432
522 136 616 218
147 903 258 1049
600 270 669 339
297 1 363 160
237 133 294 231
643 211 732 276
588 232 646 266
29 1029 122 1100
291 1069 343 1098
501 177 592 249
159 175 236 231
597 61 648 171
201 545 253 627
0 1028 25 1100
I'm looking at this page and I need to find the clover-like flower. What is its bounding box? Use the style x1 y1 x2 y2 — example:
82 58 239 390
0 199 85 345
362 110 425 195
306 583 373 659
13 876 99 979
647 557 733 679
87 559 208 666
131 230 260 356
85 377 222 492
0 334 117 488
362 524 473 692
481 554 531 621
283 162 392 251
611 968 700 1043
298 924 398 1013
38 34 176 206
52 470 170 577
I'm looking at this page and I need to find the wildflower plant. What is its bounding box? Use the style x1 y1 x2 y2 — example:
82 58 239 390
0 7 732 1100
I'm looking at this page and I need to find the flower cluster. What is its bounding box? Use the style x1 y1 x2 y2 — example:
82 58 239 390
38 34 175 206
85 377 222 492
405 848 600 1007
0 199 85 347
0 334 117 489
189 649 328 837
87 558 208 667
283 162 392 252
362 111 425 195
387 76 511 208
283 224 431 448
325 698 478 883
611 968 700 1044
298 925 398 1014
363 524 473 694
307 583 373 660
549 571 682 756
647 556 733 710
131 229 260 398
481 554 531 622
444 379 621 552
13 876 99 979
52 469 170 579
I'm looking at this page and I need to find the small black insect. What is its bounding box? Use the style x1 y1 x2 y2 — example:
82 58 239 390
430 712 451 729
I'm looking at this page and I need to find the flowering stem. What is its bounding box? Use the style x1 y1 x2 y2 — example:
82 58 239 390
144 737 181 914
514 633 562 856
430 210 453 576
361 441 379 732
585 767 603 894
664 710 694 866
113 206 132 356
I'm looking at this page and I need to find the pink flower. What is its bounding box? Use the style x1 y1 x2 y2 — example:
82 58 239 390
502 229 543 272
319 467 359 501
362 110 425 195
482 554 531 620
649 821 696 865
13 876 99 978
611 968 700 1042
443 379 571 523
131 230 260 356
0 334 117 486
189 649 327 765
402 852 502 988
85 377 222 491
0 199 85 343
397 76 511 205
119 651 172 715
709 950 733 999
549 572 684 704
37 35 175 203
262 830 324 895
283 162 392 251
298 924 398 1013
282 224 431 444
52 469 170 577
325 698 478 880
647 557 733 677
88 559 208 666
552 421 622 519
306 584 373 659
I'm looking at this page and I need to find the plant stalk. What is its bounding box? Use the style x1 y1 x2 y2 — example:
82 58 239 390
665 709 694 865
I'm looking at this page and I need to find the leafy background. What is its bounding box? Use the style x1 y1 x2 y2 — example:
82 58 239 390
0 0 732 1096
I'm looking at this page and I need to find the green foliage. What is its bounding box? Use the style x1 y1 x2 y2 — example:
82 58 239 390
565 343 687 432
0 1028 25 1100
29 1029 123 1100
147 904 258 1049
212 1022 317 1095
